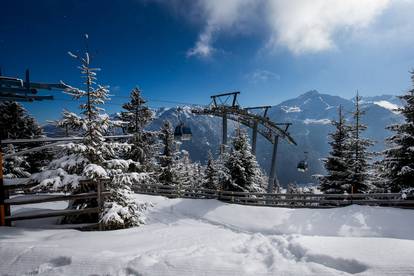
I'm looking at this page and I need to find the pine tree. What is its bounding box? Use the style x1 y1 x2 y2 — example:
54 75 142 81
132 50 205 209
348 93 375 193
0 101 52 174
319 105 353 194
32 35 146 229
203 151 219 190
158 120 178 185
120 87 153 133
224 129 266 192
3 145 31 178
0 101 43 140
119 87 157 172
381 71 414 192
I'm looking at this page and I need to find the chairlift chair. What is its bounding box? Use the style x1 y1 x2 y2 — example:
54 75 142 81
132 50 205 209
297 151 309 172
174 123 192 141
174 107 192 141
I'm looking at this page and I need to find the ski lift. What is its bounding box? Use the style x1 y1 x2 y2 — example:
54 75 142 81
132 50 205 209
297 151 309 172
174 107 192 141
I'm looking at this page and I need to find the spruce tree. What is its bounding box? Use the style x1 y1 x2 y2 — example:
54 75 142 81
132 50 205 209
158 120 178 185
3 145 31 178
348 93 374 193
119 87 157 172
224 129 266 192
0 101 43 140
32 35 146 229
381 71 414 192
203 150 219 190
0 101 52 174
319 105 353 194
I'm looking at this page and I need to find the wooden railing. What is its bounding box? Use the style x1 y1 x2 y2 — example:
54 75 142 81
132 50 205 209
1 179 110 229
132 183 414 209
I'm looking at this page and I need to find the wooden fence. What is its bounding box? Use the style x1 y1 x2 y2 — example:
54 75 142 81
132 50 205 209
0 179 110 229
132 183 414 209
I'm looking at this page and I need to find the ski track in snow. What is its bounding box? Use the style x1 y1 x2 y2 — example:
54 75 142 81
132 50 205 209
1 194 414 275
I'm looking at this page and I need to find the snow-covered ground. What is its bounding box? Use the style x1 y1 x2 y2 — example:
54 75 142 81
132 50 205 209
1 194 414 275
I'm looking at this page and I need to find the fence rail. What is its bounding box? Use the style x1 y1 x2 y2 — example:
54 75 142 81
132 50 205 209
132 183 414 209
1 179 110 229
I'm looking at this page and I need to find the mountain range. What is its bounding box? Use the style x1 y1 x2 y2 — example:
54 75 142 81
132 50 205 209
43 90 404 186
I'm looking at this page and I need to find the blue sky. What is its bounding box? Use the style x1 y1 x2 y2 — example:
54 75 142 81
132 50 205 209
1 0 414 123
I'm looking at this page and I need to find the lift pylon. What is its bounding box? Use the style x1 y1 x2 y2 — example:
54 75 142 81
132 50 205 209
192 91 296 191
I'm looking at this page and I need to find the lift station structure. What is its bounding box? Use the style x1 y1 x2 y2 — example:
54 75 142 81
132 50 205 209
192 91 297 192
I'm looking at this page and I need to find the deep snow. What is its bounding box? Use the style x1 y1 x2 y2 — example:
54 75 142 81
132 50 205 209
1 194 414 275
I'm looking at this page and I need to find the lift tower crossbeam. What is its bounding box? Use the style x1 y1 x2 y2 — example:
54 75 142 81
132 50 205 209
192 91 296 191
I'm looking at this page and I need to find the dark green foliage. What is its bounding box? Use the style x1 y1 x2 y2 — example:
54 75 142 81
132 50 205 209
381 71 414 192
158 120 177 185
0 101 52 175
348 93 374 193
319 106 353 194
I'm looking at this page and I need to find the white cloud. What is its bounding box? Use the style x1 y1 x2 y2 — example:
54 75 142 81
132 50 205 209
266 0 390 54
186 0 257 58
178 0 391 57
247 69 280 83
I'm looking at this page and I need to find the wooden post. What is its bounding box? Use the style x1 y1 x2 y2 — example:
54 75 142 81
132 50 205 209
0 143 10 226
97 179 103 231
0 146 5 226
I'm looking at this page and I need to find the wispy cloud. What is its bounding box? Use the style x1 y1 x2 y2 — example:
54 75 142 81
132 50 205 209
148 0 395 57
247 69 280 83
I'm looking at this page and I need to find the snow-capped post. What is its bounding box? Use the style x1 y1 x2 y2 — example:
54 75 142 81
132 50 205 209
97 179 103 231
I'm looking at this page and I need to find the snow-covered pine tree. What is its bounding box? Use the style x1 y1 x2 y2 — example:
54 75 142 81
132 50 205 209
120 87 153 133
0 101 43 140
157 120 178 186
0 101 52 174
348 93 375 193
319 105 353 194
3 145 30 178
224 129 266 192
32 35 146 229
174 150 204 189
203 150 219 190
381 71 414 192
119 87 157 172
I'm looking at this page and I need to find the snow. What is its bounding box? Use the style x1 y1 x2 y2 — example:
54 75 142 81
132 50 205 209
304 118 331 125
373 100 400 113
318 96 333 110
1 194 414 275
281 105 301 113
82 164 108 178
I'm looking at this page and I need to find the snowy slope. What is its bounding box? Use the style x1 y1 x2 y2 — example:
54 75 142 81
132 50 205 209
1 194 414 275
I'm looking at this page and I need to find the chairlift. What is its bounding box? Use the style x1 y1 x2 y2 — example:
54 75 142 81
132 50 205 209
297 151 309 172
174 123 192 141
174 107 192 141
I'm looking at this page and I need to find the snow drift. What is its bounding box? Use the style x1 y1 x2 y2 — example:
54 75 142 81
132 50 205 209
1 194 414 275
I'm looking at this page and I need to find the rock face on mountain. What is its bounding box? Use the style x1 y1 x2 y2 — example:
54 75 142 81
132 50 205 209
42 91 403 186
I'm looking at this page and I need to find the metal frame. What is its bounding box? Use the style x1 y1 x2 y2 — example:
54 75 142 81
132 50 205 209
0 69 67 102
192 92 297 192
